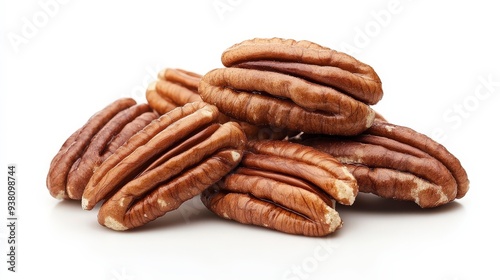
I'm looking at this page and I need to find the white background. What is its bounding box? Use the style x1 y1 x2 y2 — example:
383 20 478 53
1 1 499 279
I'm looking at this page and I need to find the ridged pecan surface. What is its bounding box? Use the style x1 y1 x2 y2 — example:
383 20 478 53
82 101 247 230
300 121 469 208
199 37 383 135
46 98 157 200
146 67 296 140
202 140 358 236
146 68 202 114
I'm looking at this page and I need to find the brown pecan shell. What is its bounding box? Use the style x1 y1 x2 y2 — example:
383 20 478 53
46 98 157 200
201 140 358 237
300 121 469 208
82 101 247 230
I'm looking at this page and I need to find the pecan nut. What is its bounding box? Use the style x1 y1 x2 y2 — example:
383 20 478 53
146 68 203 115
300 121 470 208
199 37 383 135
46 98 157 200
201 140 358 236
146 67 296 140
82 101 247 230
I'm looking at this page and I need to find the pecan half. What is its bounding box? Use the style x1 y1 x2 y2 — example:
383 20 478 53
146 68 202 115
221 37 383 105
82 101 247 230
201 140 358 237
146 67 296 140
199 37 382 135
300 121 470 208
46 98 157 200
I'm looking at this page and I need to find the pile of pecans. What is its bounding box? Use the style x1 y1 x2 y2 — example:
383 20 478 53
46 37 469 237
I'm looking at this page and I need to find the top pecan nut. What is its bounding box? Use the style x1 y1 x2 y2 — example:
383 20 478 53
199 37 383 136
300 121 469 208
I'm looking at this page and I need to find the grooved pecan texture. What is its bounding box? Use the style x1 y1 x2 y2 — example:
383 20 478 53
45 36 470 236
146 68 203 115
300 121 469 208
201 140 358 236
146 67 296 140
46 98 157 200
199 37 383 136
82 101 247 230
